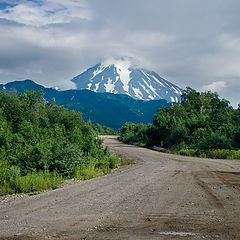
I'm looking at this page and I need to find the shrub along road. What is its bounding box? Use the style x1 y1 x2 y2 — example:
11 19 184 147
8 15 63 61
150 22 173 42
0 135 240 239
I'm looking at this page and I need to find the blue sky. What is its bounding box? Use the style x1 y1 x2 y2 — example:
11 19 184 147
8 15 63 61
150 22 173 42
0 2 15 9
0 0 41 7
0 3 9 9
0 0 239 107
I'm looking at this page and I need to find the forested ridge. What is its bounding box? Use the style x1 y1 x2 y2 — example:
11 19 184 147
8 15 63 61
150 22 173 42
119 88 240 159
0 79 171 130
0 90 118 195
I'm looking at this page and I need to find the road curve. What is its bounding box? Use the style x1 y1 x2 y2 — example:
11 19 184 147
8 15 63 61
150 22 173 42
0 135 240 239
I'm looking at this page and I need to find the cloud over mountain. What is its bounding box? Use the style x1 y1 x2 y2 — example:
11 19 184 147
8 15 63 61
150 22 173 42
72 59 182 102
0 0 239 107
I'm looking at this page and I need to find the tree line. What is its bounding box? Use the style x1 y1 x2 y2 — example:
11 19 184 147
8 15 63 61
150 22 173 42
119 88 240 159
0 90 117 195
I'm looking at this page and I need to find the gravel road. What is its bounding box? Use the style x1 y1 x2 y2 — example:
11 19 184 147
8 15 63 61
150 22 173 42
0 135 240 239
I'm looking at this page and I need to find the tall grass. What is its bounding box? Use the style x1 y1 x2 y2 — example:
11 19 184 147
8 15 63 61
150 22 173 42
0 162 63 196
74 155 119 180
0 154 130 196
119 156 135 167
74 163 102 180
173 149 240 159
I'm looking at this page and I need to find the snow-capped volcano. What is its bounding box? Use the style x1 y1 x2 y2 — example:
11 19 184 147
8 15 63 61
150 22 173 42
72 60 182 102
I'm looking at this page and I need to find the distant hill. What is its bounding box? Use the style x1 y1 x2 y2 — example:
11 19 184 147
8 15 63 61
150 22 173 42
0 80 171 129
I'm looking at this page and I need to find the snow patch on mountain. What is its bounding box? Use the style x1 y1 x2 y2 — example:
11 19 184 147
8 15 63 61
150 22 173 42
91 65 106 80
132 87 143 100
115 64 131 93
104 78 115 93
72 59 183 102
95 83 100 91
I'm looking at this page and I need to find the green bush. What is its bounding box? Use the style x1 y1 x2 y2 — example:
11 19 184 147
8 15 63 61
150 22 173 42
119 158 135 166
0 162 63 195
177 149 197 157
118 122 150 144
74 162 102 180
108 155 119 169
118 88 240 160
206 149 240 159
0 90 117 195
228 150 240 159
170 149 240 160
92 123 116 135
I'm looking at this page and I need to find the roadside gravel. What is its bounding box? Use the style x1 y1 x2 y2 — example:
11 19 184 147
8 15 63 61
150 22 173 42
0 135 240 239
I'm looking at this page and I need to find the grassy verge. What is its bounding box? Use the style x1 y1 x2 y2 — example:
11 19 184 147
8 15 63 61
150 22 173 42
73 154 135 179
0 154 133 196
74 155 119 180
150 147 240 160
123 141 240 160
172 149 240 160
119 156 135 167
0 165 63 196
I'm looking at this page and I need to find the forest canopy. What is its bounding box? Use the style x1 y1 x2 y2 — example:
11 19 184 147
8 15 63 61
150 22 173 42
0 90 117 195
119 88 240 158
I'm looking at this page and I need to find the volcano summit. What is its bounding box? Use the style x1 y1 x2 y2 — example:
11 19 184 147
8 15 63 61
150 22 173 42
72 60 182 103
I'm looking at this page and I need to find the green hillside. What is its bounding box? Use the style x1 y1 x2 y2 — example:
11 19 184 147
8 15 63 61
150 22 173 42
0 80 171 129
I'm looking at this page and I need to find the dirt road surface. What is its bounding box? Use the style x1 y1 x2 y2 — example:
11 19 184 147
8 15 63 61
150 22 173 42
0 135 240 239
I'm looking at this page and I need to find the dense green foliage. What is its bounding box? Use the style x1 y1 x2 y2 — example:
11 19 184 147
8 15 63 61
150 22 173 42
119 88 240 159
92 123 116 135
0 91 118 195
172 148 240 159
118 122 150 144
0 80 171 129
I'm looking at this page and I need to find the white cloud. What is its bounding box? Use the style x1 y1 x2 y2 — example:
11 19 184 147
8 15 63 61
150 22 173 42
199 34 240 78
124 32 175 49
0 0 240 107
0 0 91 27
103 57 132 68
201 81 227 93
0 68 11 75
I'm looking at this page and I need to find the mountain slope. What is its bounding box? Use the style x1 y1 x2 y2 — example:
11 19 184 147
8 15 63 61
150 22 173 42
0 80 171 129
72 61 182 103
